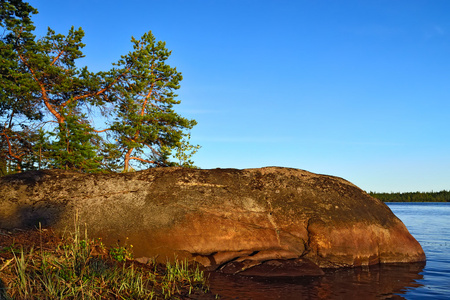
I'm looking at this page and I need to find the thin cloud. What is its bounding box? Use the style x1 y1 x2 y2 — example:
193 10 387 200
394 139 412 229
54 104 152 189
309 139 404 147
424 25 446 38
178 109 226 115
345 24 403 37
195 136 294 143
433 25 445 35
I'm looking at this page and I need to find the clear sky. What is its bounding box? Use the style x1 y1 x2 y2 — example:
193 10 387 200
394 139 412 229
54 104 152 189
27 0 450 192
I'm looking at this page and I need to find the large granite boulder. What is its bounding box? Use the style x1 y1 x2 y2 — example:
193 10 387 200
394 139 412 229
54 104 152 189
0 167 425 275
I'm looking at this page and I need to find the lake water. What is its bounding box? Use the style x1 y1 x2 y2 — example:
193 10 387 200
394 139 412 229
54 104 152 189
207 202 450 299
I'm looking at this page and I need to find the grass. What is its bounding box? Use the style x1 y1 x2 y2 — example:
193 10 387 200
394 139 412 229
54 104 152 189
0 223 211 299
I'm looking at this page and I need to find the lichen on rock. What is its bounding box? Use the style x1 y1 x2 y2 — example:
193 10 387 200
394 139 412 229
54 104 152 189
0 167 425 276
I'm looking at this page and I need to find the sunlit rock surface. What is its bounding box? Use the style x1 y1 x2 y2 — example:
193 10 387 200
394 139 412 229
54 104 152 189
0 167 425 275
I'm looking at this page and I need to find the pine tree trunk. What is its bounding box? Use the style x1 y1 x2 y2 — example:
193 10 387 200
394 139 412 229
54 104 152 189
124 148 133 172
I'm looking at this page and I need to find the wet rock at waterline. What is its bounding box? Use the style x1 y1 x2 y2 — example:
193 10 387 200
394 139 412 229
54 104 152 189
220 258 325 277
0 167 425 276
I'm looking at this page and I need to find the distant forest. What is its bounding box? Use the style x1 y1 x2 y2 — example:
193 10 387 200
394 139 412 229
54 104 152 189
369 190 450 202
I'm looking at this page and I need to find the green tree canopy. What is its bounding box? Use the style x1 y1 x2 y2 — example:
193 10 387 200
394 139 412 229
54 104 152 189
110 32 197 171
0 0 199 174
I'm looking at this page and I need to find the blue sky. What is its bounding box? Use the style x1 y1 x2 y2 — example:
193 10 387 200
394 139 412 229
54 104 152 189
28 0 450 192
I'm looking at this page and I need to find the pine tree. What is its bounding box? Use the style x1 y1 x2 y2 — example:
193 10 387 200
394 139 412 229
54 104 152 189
1 1 122 172
0 1 199 173
110 32 197 171
0 0 41 172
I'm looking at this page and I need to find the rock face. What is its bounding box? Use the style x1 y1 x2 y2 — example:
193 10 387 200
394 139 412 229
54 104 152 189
0 167 425 275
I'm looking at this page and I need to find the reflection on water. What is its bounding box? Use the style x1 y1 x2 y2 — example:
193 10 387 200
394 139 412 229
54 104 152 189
207 262 425 300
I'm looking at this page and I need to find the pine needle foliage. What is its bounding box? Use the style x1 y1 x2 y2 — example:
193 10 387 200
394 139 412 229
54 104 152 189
110 32 197 171
0 0 199 174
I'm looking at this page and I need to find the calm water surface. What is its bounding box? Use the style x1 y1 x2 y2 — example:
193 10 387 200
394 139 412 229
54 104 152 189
207 202 450 299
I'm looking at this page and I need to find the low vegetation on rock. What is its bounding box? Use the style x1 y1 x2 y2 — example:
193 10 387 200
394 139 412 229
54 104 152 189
0 225 211 299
